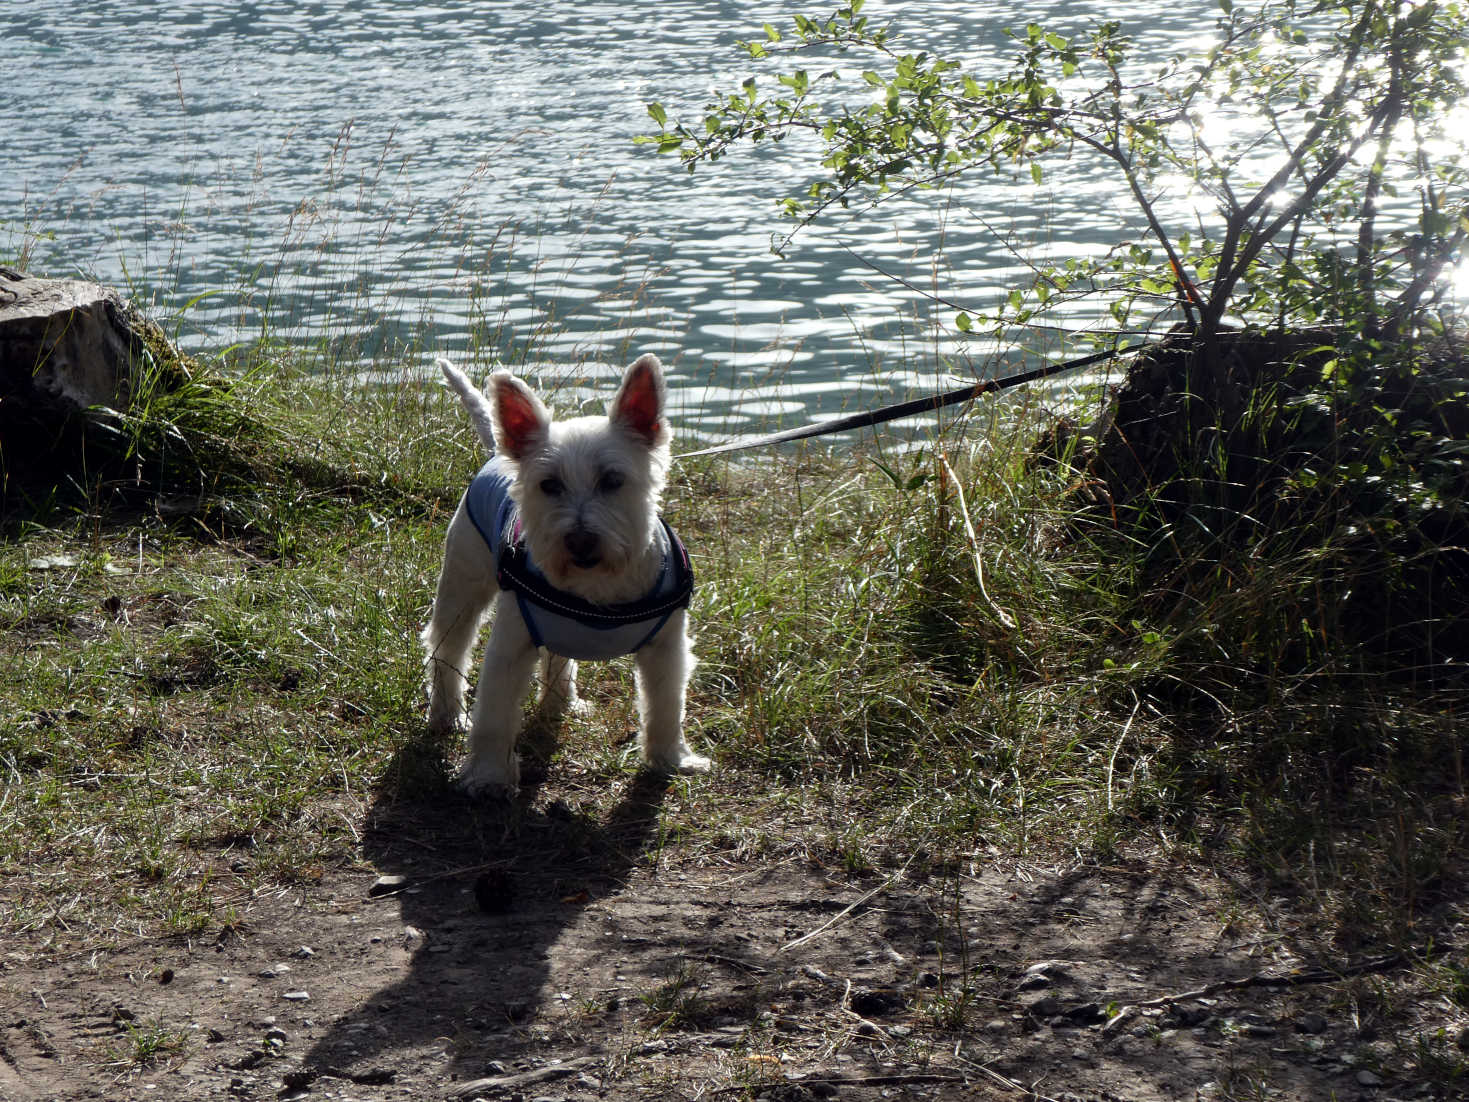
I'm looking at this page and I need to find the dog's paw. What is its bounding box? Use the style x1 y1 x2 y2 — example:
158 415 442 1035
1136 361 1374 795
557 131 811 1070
676 750 712 774
536 692 592 720
646 746 712 775
455 754 521 798
428 710 467 739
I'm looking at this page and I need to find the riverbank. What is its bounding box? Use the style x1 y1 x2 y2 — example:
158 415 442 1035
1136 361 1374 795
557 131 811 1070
2 357 1466 1100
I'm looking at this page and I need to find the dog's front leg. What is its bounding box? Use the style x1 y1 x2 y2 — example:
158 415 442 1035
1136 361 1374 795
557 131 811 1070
633 609 709 774
459 591 539 796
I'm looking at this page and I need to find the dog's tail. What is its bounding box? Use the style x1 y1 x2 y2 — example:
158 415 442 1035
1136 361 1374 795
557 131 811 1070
436 356 498 455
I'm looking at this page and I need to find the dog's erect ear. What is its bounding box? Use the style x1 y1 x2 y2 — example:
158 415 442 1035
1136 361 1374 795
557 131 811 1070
610 353 669 448
490 372 552 459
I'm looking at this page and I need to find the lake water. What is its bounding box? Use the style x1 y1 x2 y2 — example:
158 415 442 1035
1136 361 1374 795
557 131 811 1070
0 0 1367 440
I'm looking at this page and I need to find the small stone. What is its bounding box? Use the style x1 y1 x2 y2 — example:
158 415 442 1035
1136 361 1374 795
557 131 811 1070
1355 1069 1384 1087
264 1027 288 1044
1027 996 1065 1018
369 875 409 897
282 991 310 1002
1019 960 1071 990
292 946 315 959
848 988 904 1017
475 870 515 914
1295 1013 1329 1035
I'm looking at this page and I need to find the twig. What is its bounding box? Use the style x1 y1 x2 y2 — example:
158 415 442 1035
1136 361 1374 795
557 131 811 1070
1105 690 1141 813
799 1071 970 1088
1127 950 1411 1009
1088 946 1451 1030
939 453 1016 631
448 1055 599 1098
948 1053 1068 1102
779 858 913 953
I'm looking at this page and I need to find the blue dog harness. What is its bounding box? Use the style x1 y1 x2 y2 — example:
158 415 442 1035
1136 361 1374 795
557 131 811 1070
462 458 694 661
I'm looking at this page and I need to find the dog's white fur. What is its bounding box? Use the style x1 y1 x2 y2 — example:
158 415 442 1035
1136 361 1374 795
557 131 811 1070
423 353 708 795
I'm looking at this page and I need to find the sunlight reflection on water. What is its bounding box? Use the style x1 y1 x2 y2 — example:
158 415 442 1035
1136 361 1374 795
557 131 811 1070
1 0 1459 444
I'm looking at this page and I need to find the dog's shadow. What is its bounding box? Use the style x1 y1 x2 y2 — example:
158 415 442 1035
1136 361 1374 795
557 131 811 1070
302 721 672 1085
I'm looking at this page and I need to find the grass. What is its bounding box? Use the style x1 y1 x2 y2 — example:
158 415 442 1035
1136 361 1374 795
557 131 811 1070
1 302 1467 1092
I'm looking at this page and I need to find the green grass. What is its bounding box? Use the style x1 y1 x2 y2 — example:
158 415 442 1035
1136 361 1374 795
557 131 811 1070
1 317 1466 1091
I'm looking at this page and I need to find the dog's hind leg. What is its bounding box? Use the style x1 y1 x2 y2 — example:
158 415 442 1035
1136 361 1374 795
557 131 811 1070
459 591 539 795
423 503 496 737
536 653 587 718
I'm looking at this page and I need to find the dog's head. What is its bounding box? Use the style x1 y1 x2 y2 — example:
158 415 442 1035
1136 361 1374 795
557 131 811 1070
486 354 672 601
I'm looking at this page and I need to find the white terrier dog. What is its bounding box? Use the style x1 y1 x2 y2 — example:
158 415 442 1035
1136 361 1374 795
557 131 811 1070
423 353 709 795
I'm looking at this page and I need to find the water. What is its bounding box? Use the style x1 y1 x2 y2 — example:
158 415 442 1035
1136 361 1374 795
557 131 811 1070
0 0 1298 439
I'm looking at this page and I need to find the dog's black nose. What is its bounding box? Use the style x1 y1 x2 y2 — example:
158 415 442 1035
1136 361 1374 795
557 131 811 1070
564 528 601 566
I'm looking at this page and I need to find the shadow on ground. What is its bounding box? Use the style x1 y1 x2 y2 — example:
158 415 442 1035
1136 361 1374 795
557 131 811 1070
301 729 692 1086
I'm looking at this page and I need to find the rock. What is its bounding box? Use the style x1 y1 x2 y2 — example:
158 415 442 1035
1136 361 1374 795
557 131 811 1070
847 987 905 1017
474 870 515 914
1026 996 1066 1018
0 269 149 415
1355 1069 1384 1087
1018 960 1072 990
368 875 409 897
281 1068 318 1090
1295 1012 1329 1035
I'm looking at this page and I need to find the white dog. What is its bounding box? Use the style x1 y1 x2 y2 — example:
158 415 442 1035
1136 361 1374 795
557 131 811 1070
423 354 709 795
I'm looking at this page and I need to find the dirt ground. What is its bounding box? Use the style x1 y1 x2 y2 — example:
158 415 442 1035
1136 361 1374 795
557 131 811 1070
1 762 1457 1102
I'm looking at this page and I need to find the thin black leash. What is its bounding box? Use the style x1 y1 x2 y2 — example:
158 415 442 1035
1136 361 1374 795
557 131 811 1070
675 341 1142 460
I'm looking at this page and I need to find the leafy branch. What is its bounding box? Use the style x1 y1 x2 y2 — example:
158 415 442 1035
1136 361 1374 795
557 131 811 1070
640 0 1468 347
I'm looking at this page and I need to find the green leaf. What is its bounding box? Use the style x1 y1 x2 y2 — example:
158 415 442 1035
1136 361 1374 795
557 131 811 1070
956 311 973 332
763 22 781 42
647 102 667 128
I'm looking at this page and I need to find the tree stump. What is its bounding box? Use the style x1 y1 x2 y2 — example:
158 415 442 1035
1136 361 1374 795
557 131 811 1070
0 267 151 421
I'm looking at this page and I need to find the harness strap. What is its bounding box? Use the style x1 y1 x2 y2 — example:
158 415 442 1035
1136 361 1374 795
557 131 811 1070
495 519 694 632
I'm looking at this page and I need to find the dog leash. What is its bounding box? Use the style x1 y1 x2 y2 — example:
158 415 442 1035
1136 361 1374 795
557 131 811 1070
675 342 1143 460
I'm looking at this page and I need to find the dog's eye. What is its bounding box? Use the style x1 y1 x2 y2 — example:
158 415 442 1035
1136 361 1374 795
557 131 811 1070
539 477 565 497
598 471 624 493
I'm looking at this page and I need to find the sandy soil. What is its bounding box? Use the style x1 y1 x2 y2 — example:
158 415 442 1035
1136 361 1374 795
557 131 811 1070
0 767 1449 1102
